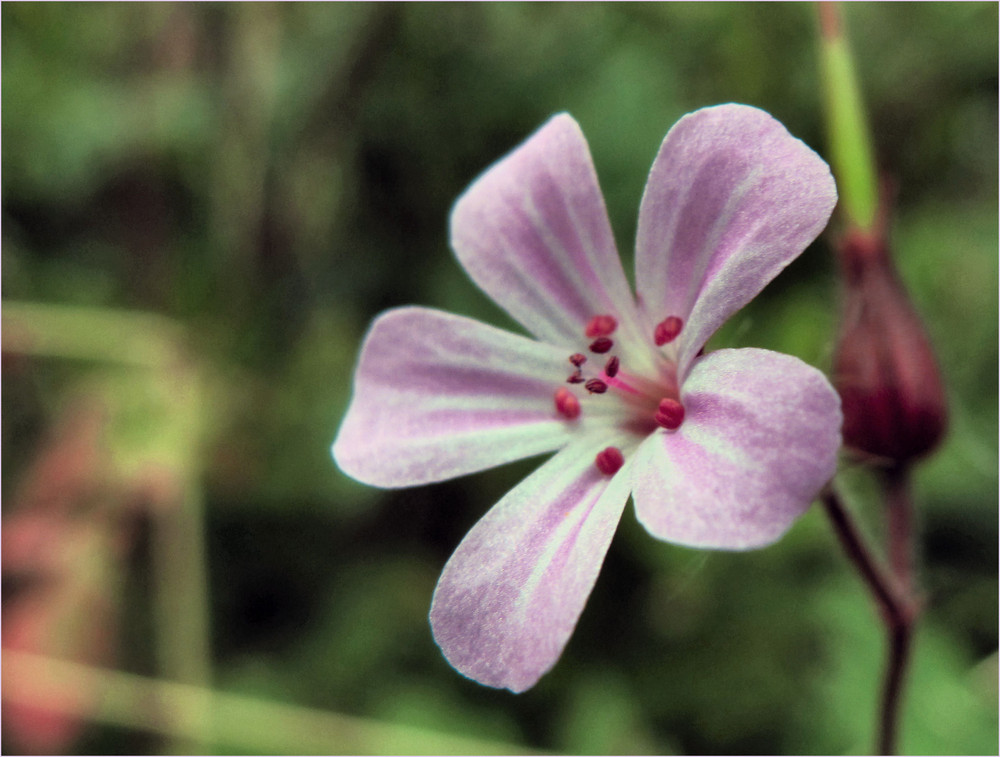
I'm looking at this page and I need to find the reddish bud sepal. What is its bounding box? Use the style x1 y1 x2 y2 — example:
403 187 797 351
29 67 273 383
594 446 625 476
832 230 947 464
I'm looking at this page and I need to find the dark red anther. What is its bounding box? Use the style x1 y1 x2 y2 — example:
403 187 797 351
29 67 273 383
585 314 618 338
566 371 585 384
654 398 685 430
604 356 620 378
554 387 581 420
585 378 608 394
594 446 625 476
654 316 683 346
589 337 613 354
569 353 587 367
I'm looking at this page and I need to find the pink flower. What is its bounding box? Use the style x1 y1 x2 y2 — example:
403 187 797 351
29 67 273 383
334 104 842 692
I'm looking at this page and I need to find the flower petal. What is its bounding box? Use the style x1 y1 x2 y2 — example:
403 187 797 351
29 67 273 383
634 104 837 375
632 348 841 549
451 114 646 356
333 307 578 487
429 435 632 692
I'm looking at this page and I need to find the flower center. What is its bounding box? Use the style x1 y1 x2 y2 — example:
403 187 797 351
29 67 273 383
551 313 687 475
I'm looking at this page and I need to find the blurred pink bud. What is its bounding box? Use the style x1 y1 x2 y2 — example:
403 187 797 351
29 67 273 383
1 401 124 754
832 229 948 465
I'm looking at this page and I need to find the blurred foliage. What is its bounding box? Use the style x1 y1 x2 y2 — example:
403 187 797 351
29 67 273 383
2 2 996 754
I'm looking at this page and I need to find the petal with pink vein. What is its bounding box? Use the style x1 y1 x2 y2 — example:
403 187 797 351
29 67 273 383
430 435 632 692
631 348 842 549
634 104 837 376
334 306 575 487
451 114 646 357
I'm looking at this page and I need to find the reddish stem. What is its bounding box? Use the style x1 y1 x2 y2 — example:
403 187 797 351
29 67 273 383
821 483 918 754
883 466 915 597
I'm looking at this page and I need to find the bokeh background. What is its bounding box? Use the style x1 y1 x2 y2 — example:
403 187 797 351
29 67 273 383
2 2 996 754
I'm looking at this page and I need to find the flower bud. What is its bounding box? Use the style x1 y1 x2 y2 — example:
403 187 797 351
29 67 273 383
832 229 947 464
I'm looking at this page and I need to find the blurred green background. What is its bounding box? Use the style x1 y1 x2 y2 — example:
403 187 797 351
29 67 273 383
2 2 996 754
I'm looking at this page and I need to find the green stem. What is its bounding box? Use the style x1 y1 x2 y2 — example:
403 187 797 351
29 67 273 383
151 479 214 753
143 337 215 753
817 2 879 232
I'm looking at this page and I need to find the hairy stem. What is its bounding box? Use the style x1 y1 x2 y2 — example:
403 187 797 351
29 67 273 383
821 483 918 754
878 466 919 754
883 466 915 597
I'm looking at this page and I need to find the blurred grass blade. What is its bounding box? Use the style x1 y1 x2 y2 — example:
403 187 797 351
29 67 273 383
2 651 544 755
2 301 184 368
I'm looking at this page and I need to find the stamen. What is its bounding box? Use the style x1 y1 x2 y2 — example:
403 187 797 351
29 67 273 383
654 398 685 430
654 316 684 346
569 353 587 367
604 356 620 378
585 378 608 394
595 446 625 475
589 337 613 354
566 371 585 384
585 314 618 338
554 387 581 420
